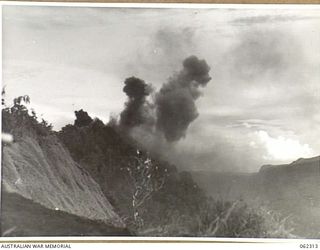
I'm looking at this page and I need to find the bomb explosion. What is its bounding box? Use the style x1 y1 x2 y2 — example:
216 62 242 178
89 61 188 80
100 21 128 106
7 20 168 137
119 55 212 142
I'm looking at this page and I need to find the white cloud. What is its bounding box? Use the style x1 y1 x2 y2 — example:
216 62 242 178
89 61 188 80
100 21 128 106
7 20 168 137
256 130 314 161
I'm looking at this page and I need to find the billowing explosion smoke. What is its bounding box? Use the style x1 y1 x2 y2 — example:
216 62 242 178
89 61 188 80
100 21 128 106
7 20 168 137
155 55 212 142
119 77 151 129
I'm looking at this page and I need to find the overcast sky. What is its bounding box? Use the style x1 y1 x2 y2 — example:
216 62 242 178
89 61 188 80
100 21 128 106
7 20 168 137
3 5 320 172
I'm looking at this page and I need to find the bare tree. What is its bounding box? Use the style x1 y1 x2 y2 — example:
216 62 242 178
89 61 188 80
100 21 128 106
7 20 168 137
126 150 166 228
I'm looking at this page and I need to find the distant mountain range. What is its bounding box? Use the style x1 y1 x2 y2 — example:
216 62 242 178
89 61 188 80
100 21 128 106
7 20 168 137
191 156 320 237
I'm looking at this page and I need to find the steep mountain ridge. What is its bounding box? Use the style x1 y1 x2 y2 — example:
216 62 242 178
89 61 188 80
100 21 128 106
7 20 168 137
2 134 123 227
1 107 125 234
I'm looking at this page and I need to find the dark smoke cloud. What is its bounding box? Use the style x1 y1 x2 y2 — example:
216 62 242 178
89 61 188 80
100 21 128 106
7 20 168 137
119 56 212 142
119 77 151 128
155 55 212 142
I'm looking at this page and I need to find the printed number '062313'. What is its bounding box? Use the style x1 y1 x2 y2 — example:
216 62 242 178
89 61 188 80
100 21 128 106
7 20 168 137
300 244 319 248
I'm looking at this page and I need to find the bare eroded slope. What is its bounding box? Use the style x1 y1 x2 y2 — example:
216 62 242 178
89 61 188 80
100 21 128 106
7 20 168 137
2 133 124 228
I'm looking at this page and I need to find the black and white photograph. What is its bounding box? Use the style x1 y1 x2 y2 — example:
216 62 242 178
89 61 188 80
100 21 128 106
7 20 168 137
1 3 320 239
